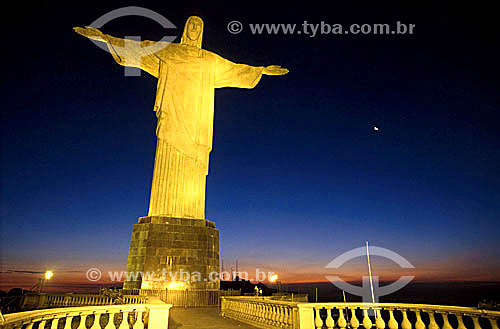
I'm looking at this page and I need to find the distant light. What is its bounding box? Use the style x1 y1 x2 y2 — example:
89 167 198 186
45 271 54 280
373 126 379 131
269 274 278 282
168 281 186 290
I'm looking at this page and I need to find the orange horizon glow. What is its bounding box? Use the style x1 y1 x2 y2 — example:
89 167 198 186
2 262 499 293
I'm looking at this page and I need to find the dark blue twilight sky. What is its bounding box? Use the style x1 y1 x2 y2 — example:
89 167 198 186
1 1 499 290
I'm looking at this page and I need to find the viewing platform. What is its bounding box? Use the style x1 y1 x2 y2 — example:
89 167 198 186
2 296 499 329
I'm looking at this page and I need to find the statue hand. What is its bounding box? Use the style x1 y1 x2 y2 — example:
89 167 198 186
74 26 106 42
263 65 289 76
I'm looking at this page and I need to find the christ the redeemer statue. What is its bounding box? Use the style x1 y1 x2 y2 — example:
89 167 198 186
75 16 288 219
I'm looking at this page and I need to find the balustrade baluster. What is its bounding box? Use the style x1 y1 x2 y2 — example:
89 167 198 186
268 304 273 325
472 316 483 329
119 311 129 329
272 305 278 326
270 305 276 326
278 306 285 327
376 310 386 329
325 307 335 329
63 315 73 329
442 313 453 329
25 321 35 329
91 313 101 329
247 302 252 320
77 314 86 329
235 301 240 317
402 310 412 329
428 313 439 329
263 304 269 324
363 309 373 329
351 309 360 329
387 310 397 329
50 318 59 329
133 311 144 329
315 307 323 329
415 311 426 329
489 318 499 329
338 307 347 329
39 319 47 329
283 306 290 326
272 305 278 325
104 313 114 329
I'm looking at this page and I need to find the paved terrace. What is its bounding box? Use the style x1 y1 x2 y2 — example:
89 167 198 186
168 307 256 329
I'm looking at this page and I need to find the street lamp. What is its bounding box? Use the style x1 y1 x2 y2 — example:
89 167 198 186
269 274 282 294
44 271 54 280
36 270 54 293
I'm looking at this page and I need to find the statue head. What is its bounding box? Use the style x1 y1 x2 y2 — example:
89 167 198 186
180 16 204 48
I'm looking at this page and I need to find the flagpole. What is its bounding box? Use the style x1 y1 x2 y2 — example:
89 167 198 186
366 241 376 304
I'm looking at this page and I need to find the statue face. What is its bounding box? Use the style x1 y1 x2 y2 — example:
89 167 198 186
187 19 202 41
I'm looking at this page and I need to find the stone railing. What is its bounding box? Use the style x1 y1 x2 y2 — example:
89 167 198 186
123 289 219 307
0 303 172 329
21 293 148 310
220 298 500 329
220 296 299 328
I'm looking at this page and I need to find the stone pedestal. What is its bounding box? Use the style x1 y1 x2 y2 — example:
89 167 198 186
123 216 220 291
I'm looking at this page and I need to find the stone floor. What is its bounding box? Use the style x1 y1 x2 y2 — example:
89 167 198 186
168 307 258 329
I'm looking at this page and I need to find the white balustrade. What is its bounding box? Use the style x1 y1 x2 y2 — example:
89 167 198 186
0 304 172 329
221 298 500 329
21 293 148 310
221 296 297 329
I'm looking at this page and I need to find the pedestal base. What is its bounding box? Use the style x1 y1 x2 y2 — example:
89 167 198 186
123 216 220 292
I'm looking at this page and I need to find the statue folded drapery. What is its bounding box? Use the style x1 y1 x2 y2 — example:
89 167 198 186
75 16 288 219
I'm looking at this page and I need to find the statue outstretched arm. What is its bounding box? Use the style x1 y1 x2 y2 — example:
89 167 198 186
262 65 289 75
74 26 123 47
213 53 289 89
74 26 164 77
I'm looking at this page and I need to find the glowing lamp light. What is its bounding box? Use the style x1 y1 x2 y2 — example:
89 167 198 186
45 271 54 280
168 281 186 290
269 274 278 283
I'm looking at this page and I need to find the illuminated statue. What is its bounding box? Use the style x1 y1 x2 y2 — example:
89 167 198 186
75 16 288 219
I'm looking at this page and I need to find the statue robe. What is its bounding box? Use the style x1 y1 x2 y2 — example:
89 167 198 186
106 39 264 218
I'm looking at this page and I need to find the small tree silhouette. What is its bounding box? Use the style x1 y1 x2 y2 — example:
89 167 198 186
100 288 125 305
